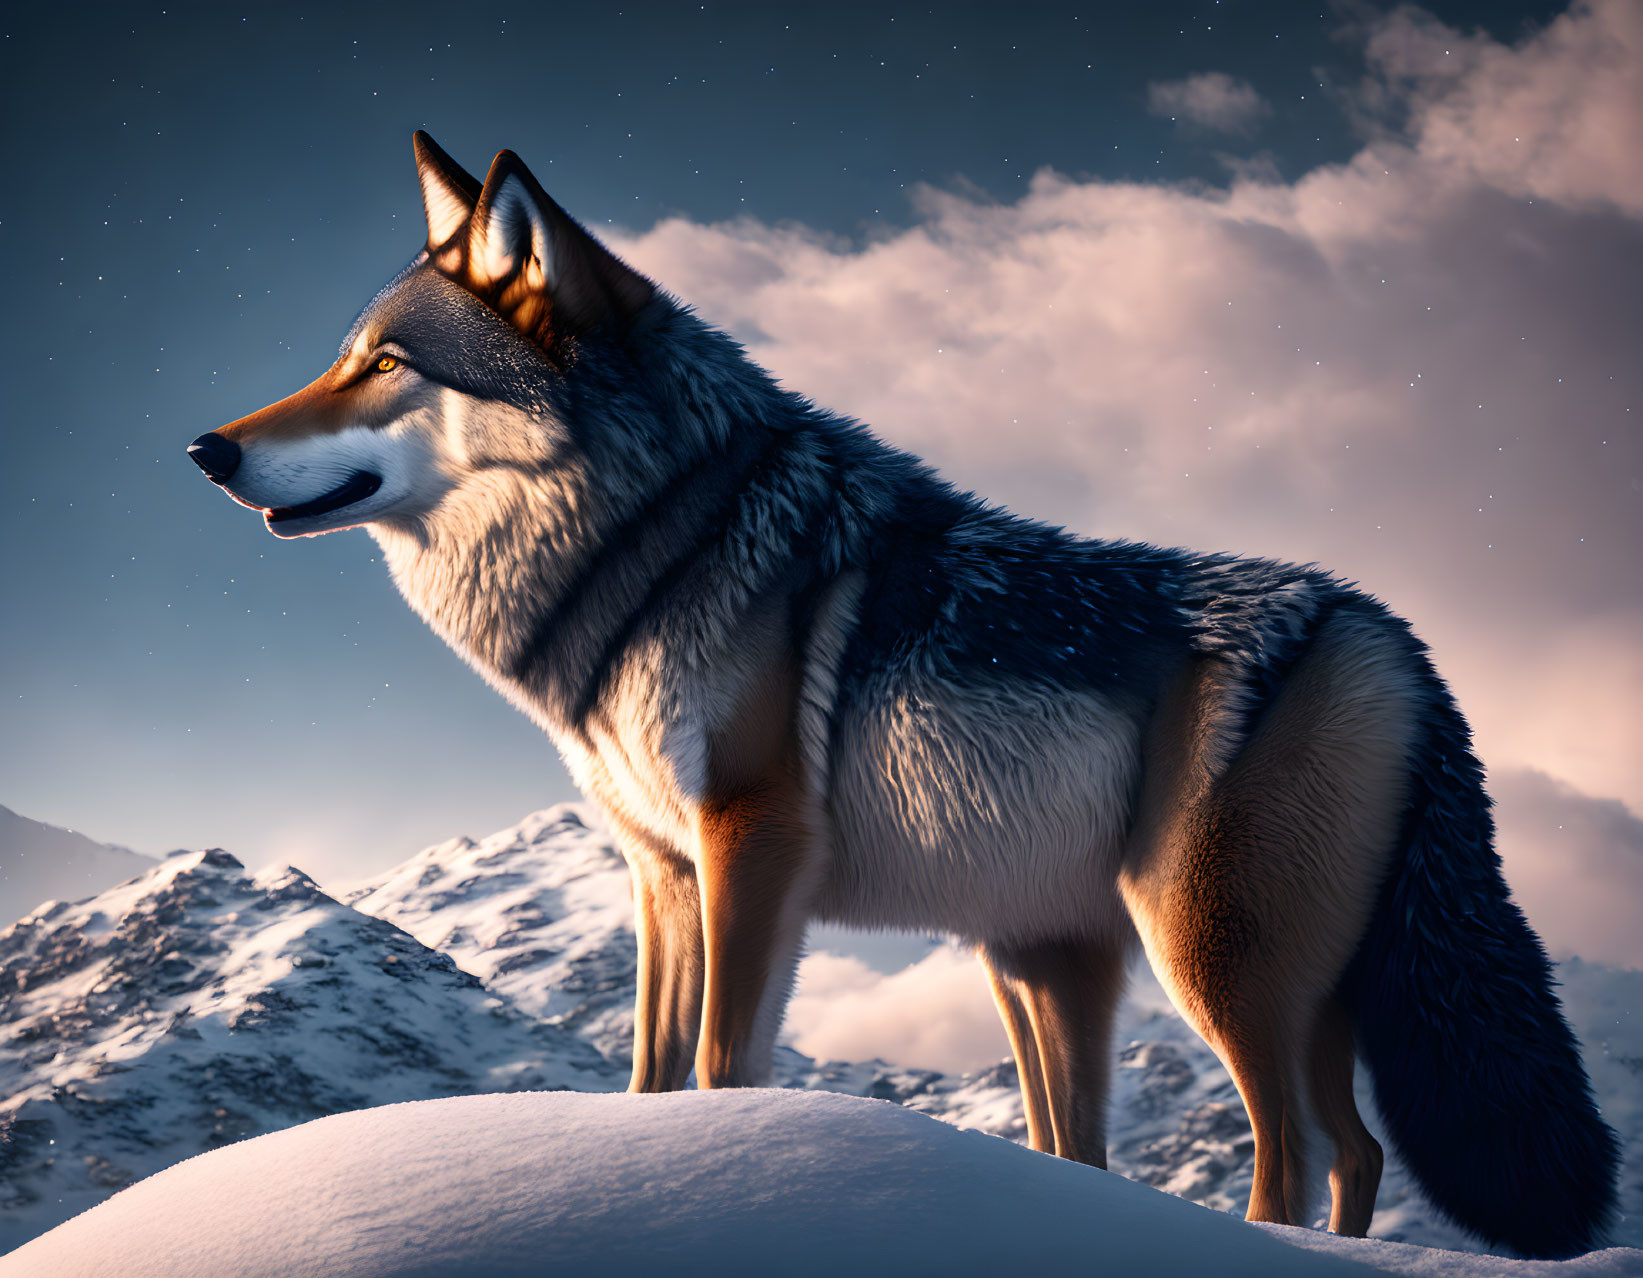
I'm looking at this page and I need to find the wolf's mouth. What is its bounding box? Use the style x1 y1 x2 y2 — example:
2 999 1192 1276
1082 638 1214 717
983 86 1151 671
266 471 383 524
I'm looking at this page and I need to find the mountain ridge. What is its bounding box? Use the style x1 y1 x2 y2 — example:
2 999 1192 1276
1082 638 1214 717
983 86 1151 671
0 805 158 928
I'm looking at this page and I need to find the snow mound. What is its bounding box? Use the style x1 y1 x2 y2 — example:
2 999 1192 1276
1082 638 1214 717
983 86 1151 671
17 1088 1632 1278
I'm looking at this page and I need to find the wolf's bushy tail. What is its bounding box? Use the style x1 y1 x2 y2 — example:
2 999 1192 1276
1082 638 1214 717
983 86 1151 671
1343 666 1620 1259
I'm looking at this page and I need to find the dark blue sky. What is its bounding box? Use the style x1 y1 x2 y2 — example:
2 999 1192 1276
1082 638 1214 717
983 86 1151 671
0 1 1580 880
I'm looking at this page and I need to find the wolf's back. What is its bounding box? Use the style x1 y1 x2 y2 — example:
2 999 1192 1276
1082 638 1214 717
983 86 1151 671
1344 655 1620 1258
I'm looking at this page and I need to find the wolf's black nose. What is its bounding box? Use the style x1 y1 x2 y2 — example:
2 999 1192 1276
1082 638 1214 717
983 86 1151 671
187 432 240 484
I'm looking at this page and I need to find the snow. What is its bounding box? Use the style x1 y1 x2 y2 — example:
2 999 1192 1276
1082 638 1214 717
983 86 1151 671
4 1088 1630 1278
2 803 1638 1271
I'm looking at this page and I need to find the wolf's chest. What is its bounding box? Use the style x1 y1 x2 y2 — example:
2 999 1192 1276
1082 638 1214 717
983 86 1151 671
547 673 710 861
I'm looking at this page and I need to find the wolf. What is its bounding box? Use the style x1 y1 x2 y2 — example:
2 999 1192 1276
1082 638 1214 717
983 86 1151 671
187 133 1618 1256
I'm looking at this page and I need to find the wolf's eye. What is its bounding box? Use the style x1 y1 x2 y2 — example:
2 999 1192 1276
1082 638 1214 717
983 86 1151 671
375 355 399 373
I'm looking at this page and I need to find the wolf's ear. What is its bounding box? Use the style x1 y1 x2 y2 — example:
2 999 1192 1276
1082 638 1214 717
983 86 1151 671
413 131 482 252
460 149 654 346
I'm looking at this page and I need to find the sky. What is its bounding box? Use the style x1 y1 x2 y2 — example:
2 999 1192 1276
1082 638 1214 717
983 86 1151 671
1 2 1638 991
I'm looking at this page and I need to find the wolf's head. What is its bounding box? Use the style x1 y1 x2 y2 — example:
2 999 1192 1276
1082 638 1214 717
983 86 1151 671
187 133 661 540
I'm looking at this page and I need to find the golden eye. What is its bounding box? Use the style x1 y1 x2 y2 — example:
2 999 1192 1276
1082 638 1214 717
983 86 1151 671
375 355 399 373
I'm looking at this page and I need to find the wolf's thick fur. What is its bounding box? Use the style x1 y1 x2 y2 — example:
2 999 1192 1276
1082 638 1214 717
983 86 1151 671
191 134 1619 1256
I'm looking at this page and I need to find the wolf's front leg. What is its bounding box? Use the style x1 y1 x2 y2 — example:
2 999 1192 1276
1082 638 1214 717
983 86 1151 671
626 850 705 1092
693 773 816 1088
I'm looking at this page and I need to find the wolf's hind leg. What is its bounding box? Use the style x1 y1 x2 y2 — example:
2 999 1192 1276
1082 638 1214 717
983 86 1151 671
1309 997 1382 1235
979 938 1128 1167
1211 1017 1310 1225
1119 681 1315 1222
1127 899 1309 1224
1123 610 1417 1227
627 850 704 1093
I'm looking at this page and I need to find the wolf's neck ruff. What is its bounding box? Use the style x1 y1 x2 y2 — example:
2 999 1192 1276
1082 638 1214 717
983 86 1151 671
375 399 844 748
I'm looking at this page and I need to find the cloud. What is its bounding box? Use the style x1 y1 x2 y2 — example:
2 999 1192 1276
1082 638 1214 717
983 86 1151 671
615 0 1643 830
1146 71 1271 134
1363 0 1643 217
1493 768 1643 968
786 946 1009 1073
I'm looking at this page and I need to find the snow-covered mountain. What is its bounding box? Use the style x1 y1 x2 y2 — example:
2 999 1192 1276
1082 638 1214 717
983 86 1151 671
0 845 618 1251
1 804 1637 1257
345 806 639 1063
0 806 155 928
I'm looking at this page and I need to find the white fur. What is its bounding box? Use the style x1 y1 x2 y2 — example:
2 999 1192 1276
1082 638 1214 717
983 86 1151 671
580 653 702 858
823 679 1142 947
226 414 449 540
374 470 587 682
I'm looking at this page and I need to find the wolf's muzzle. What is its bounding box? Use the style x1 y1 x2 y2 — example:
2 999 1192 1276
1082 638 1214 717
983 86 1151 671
187 433 241 484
